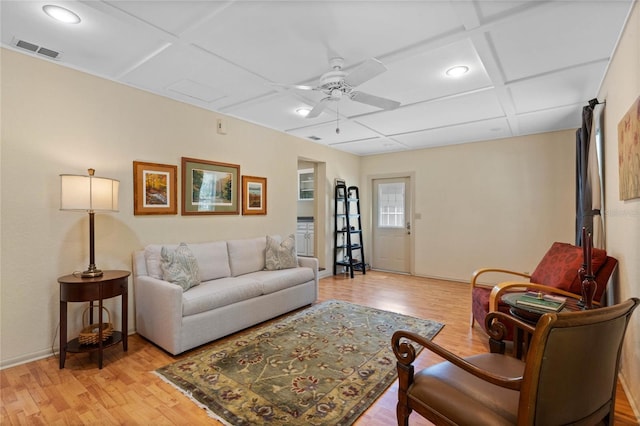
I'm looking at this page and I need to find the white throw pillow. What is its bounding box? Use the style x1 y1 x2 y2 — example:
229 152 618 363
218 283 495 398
265 234 298 271
160 243 201 291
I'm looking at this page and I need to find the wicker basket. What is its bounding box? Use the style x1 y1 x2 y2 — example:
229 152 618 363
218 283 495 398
78 306 114 345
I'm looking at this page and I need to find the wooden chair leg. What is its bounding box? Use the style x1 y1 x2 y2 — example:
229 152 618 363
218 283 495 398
397 401 411 426
396 362 413 426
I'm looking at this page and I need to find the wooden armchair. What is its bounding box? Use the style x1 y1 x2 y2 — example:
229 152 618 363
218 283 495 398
392 298 639 426
470 242 618 337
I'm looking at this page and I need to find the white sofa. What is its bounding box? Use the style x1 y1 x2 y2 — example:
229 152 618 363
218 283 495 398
132 236 318 355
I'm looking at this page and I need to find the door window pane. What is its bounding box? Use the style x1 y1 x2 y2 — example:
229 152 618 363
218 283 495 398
378 182 405 228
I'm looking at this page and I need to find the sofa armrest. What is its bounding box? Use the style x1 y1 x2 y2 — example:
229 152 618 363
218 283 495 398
298 257 319 299
133 275 183 354
298 257 318 278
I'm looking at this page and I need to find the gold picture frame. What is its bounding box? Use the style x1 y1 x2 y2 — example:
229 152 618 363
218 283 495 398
242 175 267 215
133 161 177 215
181 157 240 215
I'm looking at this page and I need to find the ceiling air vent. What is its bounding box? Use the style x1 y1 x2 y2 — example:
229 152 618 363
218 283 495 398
37 47 60 59
13 38 61 60
308 136 322 141
16 39 38 52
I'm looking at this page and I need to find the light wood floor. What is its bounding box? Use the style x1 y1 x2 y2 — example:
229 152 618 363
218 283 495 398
1 271 638 425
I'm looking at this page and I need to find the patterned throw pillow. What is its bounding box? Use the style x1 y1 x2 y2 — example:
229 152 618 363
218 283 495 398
529 242 607 294
160 243 201 291
265 234 298 271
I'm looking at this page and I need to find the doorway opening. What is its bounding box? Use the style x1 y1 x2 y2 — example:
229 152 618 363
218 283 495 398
297 159 326 270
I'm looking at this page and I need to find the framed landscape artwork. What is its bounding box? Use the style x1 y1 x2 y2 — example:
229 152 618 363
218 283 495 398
181 157 240 215
242 175 267 215
133 161 177 215
618 95 640 200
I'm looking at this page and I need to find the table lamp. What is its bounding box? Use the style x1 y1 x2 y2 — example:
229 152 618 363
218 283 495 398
60 168 119 277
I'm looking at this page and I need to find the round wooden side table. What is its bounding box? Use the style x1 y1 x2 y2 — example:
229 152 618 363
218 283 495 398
58 270 130 369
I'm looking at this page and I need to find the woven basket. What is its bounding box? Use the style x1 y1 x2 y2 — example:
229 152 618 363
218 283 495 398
78 306 114 345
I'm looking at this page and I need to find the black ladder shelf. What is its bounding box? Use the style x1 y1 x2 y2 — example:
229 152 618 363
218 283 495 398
334 184 366 278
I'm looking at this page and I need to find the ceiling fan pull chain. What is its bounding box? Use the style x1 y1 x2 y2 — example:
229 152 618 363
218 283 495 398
336 103 340 134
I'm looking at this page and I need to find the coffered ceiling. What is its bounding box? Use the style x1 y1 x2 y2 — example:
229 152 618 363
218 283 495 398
1 1 634 155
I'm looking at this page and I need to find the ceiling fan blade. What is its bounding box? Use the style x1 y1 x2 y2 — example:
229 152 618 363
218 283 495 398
350 91 400 110
306 98 330 118
271 82 316 91
344 58 387 87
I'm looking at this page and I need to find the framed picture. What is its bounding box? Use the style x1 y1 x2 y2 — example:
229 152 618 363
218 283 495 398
133 161 177 215
242 175 267 215
618 95 640 200
181 157 240 215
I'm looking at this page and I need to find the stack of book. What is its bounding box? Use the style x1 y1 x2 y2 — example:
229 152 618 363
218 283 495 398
515 292 567 312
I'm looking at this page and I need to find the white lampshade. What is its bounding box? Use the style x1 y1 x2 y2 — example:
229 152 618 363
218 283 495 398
60 170 119 212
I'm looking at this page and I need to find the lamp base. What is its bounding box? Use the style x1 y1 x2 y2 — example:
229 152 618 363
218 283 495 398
81 267 103 278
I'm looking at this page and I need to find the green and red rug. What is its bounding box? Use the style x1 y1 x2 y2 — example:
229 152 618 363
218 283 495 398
156 300 443 425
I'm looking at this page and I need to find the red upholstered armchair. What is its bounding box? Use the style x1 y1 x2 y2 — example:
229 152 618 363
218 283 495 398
470 242 618 335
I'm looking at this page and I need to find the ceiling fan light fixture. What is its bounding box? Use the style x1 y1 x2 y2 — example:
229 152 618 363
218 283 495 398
295 107 311 117
445 65 469 77
43 5 81 24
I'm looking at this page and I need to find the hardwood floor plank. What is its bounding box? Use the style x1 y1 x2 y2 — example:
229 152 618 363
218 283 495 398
1 271 637 425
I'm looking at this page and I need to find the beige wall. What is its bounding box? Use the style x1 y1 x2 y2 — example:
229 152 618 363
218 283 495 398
0 48 360 367
597 1 640 414
360 130 576 281
1 5 639 411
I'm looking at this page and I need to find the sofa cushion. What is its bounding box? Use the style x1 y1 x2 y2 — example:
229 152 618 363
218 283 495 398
188 241 231 281
227 237 267 277
145 241 231 281
246 267 315 295
265 234 297 270
145 244 174 279
160 243 200 291
530 242 607 294
182 276 263 317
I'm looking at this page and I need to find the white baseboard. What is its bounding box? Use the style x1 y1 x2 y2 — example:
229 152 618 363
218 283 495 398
0 329 136 370
619 372 640 422
0 348 54 370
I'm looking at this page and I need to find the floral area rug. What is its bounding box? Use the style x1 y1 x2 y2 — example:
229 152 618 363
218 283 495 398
155 300 444 425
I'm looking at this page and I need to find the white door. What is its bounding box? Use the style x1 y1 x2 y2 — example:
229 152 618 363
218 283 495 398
372 177 411 273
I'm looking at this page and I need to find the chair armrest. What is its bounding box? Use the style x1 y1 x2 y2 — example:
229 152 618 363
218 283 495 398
470 268 531 289
392 330 523 390
485 310 535 341
484 310 536 357
488 281 591 312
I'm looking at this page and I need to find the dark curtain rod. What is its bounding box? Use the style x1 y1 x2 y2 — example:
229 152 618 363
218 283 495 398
588 98 606 108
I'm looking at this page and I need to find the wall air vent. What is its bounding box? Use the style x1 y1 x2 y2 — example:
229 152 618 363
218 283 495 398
308 136 322 141
13 38 61 60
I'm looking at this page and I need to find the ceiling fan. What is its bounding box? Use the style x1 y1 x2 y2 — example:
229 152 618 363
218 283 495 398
279 57 401 118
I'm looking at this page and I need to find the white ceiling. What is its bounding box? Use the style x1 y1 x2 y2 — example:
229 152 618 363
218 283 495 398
1 0 633 156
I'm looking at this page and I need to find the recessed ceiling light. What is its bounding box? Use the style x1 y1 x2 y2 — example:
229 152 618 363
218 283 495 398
445 65 469 77
43 5 81 24
296 107 311 117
